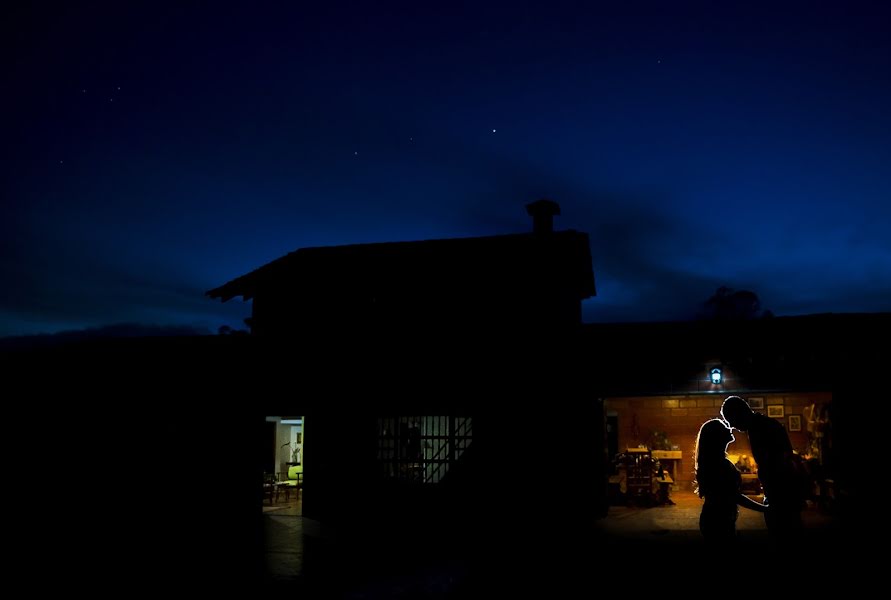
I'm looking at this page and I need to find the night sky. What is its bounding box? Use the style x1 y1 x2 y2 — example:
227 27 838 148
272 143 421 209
4 1 890 337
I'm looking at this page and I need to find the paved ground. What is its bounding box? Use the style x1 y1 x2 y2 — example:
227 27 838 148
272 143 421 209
261 491 852 596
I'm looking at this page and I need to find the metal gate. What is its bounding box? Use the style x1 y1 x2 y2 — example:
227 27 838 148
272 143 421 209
376 416 473 483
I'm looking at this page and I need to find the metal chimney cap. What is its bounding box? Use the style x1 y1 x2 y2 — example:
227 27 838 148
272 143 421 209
526 199 561 233
525 198 561 217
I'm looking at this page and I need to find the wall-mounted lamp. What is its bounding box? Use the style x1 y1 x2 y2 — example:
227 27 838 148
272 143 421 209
710 368 723 385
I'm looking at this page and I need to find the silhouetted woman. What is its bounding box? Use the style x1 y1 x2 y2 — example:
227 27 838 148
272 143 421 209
694 418 767 546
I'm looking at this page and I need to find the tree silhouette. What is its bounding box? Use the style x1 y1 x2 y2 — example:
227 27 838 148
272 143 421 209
218 325 249 336
699 286 772 320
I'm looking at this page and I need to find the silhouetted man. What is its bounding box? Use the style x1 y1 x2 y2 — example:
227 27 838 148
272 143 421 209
721 395 804 543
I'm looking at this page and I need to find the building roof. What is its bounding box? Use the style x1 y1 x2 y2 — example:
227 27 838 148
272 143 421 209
206 230 596 303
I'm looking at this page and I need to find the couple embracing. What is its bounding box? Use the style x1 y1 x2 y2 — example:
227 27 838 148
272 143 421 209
694 396 806 547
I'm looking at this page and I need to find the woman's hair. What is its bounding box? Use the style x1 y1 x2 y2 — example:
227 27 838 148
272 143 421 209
693 418 733 497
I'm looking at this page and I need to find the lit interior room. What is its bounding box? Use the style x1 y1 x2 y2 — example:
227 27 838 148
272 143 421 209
263 416 304 515
598 361 836 539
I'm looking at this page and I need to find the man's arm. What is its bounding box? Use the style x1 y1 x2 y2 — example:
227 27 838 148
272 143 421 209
737 493 768 512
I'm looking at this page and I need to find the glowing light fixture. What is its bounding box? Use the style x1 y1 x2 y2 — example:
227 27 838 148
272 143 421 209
282 419 303 425
710 368 723 385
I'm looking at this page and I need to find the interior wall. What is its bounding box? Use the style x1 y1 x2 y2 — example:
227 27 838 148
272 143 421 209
277 422 291 475
604 391 831 491
290 422 303 467
263 416 286 476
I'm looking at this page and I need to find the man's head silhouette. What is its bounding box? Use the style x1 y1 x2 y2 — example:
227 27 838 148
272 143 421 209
721 395 753 431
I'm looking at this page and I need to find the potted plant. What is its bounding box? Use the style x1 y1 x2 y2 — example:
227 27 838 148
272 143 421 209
649 430 672 451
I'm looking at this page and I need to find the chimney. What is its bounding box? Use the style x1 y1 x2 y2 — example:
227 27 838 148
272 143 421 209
525 199 561 234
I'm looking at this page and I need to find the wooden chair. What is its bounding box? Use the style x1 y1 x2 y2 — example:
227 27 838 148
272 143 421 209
275 465 303 502
263 472 276 504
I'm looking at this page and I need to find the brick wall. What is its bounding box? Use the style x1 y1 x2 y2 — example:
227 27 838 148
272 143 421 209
605 391 831 491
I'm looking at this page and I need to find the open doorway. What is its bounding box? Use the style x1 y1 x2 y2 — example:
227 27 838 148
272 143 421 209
598 391 834 547
263 415 304 516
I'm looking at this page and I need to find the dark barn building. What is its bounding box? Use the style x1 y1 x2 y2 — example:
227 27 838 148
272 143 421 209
199 199 887 585
5 201 889 591
205 199 602 556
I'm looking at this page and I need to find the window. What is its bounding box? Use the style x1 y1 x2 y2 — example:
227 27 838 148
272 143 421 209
376 416 473 483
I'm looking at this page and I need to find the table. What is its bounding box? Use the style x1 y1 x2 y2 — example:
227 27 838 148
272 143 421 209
650 450 682 481
608 470 675 504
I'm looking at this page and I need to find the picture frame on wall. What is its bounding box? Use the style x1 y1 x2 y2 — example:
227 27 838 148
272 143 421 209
788 414 802 432
747 397 764 410
767 405 785 418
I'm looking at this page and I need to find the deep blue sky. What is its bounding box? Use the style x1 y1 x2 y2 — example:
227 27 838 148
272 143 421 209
4 1 890 337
